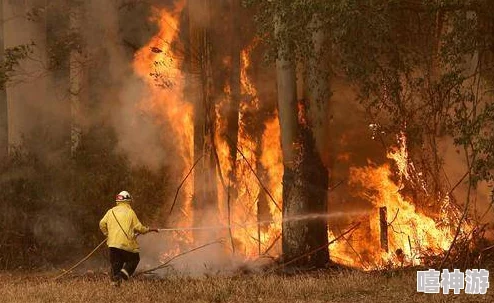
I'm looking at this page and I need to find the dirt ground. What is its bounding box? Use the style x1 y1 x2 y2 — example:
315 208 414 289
1 269 493 303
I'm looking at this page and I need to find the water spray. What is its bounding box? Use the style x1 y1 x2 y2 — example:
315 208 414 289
51 210 367 280
156 211 369 232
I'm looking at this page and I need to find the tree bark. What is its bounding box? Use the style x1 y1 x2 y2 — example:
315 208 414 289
304 13 330 266
0 0 7 159
46 0 71 156
69 0 85 157
224 0 242 253
190 0 218 237
227 0 241 179
307 14 330 159
275 8 329 267
275 11 301 265
275 13 318 266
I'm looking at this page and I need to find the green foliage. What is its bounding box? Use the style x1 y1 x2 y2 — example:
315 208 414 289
337 0 494 188
246 0 326 63
250 0 494 186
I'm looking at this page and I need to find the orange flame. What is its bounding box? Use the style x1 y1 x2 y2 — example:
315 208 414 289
133 2 470 270
133 1 194 238
330 134 471 269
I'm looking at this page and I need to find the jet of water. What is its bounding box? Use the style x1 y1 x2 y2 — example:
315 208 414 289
157 210 370 232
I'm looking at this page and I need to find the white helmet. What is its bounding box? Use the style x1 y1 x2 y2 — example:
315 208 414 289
116 191 132 202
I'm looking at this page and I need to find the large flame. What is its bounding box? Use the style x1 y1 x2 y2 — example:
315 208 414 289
133 1 470 270
213 37 282 257
133 1 194 237
329 134 470 269
133 1 283 261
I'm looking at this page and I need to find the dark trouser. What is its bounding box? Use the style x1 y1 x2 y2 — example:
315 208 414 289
109 247 140 281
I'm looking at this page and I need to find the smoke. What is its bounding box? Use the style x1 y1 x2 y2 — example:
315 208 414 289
83 0 170 171
4 0 493 272
2 0 170 170
32 211 79 247
1 0 176 268
137 209 254 276
3 0 48 152
112 75 169 171
439 137 494 224
137 211 370 275
138 233 241 276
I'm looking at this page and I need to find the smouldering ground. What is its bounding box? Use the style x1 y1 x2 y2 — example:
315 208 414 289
1 270 493 303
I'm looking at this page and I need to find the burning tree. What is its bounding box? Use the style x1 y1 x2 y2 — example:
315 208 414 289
130 0 494 271
273 3 331 267
2 0 494 273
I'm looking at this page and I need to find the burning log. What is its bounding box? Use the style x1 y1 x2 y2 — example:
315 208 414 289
379 206 388 252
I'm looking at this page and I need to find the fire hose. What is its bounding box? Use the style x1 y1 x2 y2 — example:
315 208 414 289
52 213 364 280
51 224 240 280
51 222 264 280
51 224 257 280
53 238 107 280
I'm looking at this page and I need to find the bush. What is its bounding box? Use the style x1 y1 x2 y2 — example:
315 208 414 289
0 125 170 270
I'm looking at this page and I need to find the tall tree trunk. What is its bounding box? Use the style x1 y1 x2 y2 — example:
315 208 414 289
276 9 330 268
307 14 330 159
227 0 241 167
304 13 330 266
190 0 218 238
3 0 47 152
46 0 70 157
275 11 308 267
0 0 7 159
225 0 242 252
69 0 85 157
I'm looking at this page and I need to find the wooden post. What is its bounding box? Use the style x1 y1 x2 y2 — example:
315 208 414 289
379 206 388 252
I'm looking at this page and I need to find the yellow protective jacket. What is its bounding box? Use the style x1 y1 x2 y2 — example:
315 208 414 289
99 202 149 253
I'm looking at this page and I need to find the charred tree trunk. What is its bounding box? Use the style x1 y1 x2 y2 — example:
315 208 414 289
276 10 328 268
224 0 242 253
274 12 299 259
298 117 330 267
190 0 218 236
304 13 330 266
227 0 241 168
276 9 330 268
0 0 7 159
379 206 389 252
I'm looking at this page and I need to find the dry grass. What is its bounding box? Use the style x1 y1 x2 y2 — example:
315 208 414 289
1 270 493 303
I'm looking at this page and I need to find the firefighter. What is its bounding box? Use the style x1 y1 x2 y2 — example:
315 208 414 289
99 190 158 286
